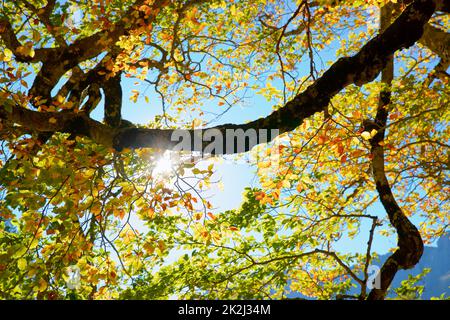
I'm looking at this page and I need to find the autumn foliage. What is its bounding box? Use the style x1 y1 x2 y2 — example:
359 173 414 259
0 0 449 300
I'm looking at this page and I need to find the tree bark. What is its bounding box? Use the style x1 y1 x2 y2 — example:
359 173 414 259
366 4 424 300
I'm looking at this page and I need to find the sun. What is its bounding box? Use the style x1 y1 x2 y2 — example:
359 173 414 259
152 151 174 177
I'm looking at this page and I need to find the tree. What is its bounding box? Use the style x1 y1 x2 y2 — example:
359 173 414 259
0 0 448 300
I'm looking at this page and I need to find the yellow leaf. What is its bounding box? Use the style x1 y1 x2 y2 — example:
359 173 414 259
370 129 378 138
18 258 27 271
361 131 371 140
230 4 237 17
192 118 202 128
28 268 37 277
33 30 41 42
301 176 313 185
56 95 65 104
1 48 13 62
281 180 291 189
257 161 271 169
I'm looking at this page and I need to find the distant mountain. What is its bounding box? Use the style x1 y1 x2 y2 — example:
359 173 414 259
379 234 450 299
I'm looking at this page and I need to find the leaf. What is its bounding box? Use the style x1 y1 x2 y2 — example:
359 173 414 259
32 29 41 42
38 278 47 292
370 129 378 138
16 45 35 58
56 95 65 104
1 48 13 62
17 258 27 271
193 212 203 220
281 180 291 189
207 212 216 220
337 143 344 155
361 131 372 140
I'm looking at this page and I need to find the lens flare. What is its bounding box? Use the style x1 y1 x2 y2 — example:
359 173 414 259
152 152 173 176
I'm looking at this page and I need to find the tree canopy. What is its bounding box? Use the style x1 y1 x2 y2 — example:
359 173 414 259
0 0 449 300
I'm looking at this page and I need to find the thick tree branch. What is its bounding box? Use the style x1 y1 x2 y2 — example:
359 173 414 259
103 72 123 128
0 18 22 52
80 84 102 115
0 0 437 154
366 4 424 300
402 0 449 13
58 53 116 108
0 105 114 147
419 24 450 70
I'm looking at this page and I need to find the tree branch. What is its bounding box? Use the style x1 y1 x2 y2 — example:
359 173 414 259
27 0 170 104
366 3 424 300
103 72 123 128
418 23 450 78
0 0 437 155
113 0 437 152
281 0 448 68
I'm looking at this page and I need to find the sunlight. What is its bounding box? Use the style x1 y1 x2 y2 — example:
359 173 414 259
152 151 174 177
